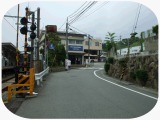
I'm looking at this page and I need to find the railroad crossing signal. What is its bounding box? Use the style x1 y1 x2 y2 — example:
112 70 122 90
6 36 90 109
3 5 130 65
20 17 37 39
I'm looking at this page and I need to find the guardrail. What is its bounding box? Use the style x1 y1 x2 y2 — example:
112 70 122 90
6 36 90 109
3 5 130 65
35 67 49 86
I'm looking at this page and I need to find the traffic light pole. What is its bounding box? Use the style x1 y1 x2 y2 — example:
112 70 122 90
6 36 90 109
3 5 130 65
16 4 20 66
88 34 90 65
24 7 29 73
65 17 69 59
36 7 40 60
31 12 35 68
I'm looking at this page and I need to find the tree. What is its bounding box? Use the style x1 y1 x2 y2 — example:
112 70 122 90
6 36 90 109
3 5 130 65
47 33 66 67
152 25 158 36
105 32 117 57
105 32 116 42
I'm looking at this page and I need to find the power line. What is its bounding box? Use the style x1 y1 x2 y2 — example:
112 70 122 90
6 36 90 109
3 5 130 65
4 18 17 31
4 18 23 42
133 4 142 33
68 1 92 21
79 1 109 21
68 1 88 18
58 20 66 30
69 2 97 24
132 4 142 33
69 1 97 25
69 25 87 35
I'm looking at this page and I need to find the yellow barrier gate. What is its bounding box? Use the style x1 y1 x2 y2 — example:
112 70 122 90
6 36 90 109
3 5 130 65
8 68 35 102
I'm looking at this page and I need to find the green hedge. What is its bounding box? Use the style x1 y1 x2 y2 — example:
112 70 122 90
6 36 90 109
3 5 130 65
104 63 110 74
108 57 114 64
136 69 148 86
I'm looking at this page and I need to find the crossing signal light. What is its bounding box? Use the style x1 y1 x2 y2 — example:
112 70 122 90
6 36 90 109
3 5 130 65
20 17 28 25
30 32 36 39
20 17 29 35
30 23 36 39
30 23 36 31
20 26 27 35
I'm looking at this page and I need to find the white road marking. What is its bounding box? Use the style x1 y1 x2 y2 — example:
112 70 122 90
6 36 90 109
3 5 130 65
79 67 103 70
94 69 158 100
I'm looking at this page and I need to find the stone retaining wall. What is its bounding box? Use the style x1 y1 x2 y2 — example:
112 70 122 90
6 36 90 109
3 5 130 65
107 54 158 90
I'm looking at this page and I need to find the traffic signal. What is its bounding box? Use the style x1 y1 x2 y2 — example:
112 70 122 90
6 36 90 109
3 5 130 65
20 16 37 39
30 23 36 39
20 26 27 35
20 17 28 25
20 17 29 35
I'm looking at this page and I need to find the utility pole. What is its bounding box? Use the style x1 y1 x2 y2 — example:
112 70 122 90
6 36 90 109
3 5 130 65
15 4 20 84
120 35 121 55
36 7 40 60
24 7 29 73
88 34 90 65
16 4 20 66
66 17 69 59
30 11 35 68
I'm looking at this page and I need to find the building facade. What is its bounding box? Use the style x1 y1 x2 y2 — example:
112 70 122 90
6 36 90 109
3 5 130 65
84 38 102 62
57 31 86 64
2 42 16 67
39 30 86 65
39 29 102 65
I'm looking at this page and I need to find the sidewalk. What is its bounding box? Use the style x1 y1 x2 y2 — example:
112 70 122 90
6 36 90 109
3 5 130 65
3 79 43 114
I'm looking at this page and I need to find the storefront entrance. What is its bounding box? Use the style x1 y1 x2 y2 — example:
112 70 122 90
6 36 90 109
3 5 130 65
69 55 83 64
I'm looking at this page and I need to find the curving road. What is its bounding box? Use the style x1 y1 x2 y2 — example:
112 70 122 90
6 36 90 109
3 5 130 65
15 63 158 118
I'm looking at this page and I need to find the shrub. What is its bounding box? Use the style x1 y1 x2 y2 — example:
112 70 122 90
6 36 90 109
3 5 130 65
104 63 110 73
108 57 114 64
136 69 148 86
130 71 136 80
118 58 126 67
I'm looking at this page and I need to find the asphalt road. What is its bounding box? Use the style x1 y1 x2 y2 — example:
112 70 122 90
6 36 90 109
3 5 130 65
15 63 158 118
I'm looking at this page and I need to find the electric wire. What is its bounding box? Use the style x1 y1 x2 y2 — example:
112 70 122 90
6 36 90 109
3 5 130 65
68 1 92 21
79 1 109 21
58 20 66 30
69 1 97 25
133 4 142 33
69 25 88 35
68 1 88 18
131 4 142 33
4 18 23 42
69 2 97 24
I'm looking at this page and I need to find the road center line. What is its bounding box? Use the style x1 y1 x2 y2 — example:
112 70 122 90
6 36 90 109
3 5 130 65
94 69 158 100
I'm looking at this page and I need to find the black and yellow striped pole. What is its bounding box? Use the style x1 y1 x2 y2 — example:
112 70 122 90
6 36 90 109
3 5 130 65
24 7 29 73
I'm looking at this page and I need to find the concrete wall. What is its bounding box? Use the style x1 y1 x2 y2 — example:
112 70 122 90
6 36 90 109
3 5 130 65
144 38 158 53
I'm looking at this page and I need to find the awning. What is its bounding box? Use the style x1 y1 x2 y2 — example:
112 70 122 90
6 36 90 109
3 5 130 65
84 53 98 57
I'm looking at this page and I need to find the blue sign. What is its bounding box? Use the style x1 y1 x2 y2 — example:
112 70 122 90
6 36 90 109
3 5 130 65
68 45 83 51
49 44 54 49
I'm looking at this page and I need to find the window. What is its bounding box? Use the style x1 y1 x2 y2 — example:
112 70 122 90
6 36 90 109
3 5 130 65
69 40 75 44
95 42 99 46
76 40 83 44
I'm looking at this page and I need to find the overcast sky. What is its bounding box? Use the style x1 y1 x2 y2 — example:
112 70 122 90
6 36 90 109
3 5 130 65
1 0 159 51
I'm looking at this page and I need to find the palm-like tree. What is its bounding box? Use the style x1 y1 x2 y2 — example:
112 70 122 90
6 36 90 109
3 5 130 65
105 32 116 42
105 32 117 57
